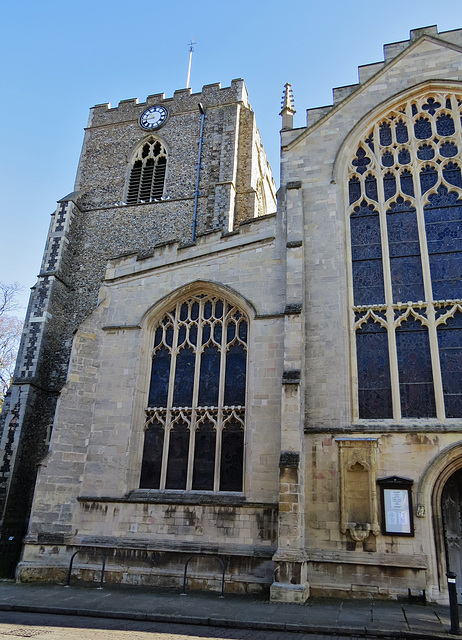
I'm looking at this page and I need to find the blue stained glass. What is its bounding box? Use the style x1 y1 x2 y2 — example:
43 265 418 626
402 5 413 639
390 256 425 301
140 423 164 489
422 97 441 116
191 302 199 320
202 323 211 343
350 204 384 304
443 162 462 188
352 147 371 175
189 324 197 345
446 98 452 109
418 144 435 160
383 172 396 200
220 422 243 491
227 322 236 343
429 253 462 299
379 123 392 146
349 177 361 204
213 323 222 343
365 175 378 201
356 320 392 418
411 104 418 116
438 315 462 417
420 165 438 193
415 117 432 140
173 347 195 406
166 325 174 347
192 421 216 490
400 170 415 197
398 149 411 165
387 199 419 245
224 343 247 405
365 133 374 152
425 213 462 253
180 303 188 321
351 210 381 260
396 320 436 417
166 422 189 489
424 187 462 299
204 301 213 319
352 260 385 305
148 346 171 407
238 321 248 341
395 120 409 143
382 151 394 167
198 346 220 406
437 113 455 137
178 325 186 345
425 185 461 213
215 300 224 318
440 142 458 158
154 327 163 348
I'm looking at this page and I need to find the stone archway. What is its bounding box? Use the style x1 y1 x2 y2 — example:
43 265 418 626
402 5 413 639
417 442 462 601
442 468 462 603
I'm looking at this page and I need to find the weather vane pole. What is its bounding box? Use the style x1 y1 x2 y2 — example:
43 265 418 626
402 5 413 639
186 38 196 89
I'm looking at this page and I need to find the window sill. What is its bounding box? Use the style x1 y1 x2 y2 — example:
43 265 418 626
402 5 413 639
77 492 276 509
305 419 462 434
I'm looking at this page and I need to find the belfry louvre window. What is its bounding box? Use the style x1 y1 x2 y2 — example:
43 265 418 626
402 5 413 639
140 294 247 492
126 139 167 204
348 91 462 421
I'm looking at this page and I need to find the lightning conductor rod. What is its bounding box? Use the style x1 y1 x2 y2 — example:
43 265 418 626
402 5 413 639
192 102 205 243
186 38 196 89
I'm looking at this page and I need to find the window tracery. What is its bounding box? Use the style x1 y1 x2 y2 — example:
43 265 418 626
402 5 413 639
126 138 167 205
140 294 247 492
348 91 462 421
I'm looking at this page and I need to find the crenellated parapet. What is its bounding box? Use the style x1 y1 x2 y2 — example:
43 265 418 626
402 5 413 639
306 26 462 128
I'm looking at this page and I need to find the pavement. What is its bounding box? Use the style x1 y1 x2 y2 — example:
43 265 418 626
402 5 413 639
0 580 458 639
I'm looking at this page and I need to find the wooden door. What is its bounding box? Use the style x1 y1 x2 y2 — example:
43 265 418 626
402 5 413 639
442 469 462 604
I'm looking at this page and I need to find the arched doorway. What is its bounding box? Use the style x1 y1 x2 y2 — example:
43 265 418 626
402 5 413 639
442 467 462 603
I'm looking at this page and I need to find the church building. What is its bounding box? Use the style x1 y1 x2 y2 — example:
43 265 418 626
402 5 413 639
1 25 462 604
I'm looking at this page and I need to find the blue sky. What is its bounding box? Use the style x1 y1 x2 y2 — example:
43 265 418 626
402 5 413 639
1 0 462 315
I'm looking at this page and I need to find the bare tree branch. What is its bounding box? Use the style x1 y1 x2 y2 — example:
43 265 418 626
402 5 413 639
0 283 24 412
0 281 22 317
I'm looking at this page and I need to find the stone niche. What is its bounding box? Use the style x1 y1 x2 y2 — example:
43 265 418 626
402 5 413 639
336 438 380 544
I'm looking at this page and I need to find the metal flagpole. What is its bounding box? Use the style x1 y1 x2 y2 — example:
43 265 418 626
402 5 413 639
186 39 196 89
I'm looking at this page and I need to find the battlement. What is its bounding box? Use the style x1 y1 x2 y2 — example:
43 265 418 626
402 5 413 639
306 25 462 128
104 210 277 284
88 78 249 128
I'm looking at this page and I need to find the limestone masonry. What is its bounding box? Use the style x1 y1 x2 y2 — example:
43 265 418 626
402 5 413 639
1 25 462 604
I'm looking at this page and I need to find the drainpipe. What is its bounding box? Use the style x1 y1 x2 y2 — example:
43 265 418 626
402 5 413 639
191 102 205 243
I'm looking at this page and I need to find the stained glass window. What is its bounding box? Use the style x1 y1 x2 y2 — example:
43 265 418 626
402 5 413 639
356 319 392 418
349 90 462 421
437 311 462 418
141 294 247 492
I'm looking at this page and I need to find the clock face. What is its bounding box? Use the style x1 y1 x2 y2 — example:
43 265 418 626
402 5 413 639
139 105 168 130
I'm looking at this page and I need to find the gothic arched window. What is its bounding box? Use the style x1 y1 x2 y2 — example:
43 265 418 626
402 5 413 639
140 293 247 492
349 91 462 421
126 138 167 204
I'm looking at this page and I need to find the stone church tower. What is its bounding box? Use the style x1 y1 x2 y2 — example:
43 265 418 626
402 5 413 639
2 25 462 605
0 80 277 583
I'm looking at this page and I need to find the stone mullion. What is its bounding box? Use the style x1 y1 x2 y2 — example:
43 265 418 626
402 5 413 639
374 122 401 421
214 309 227 492
159 305 180 490
452 95 462 138
187 303 204 491
409 98 446 420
